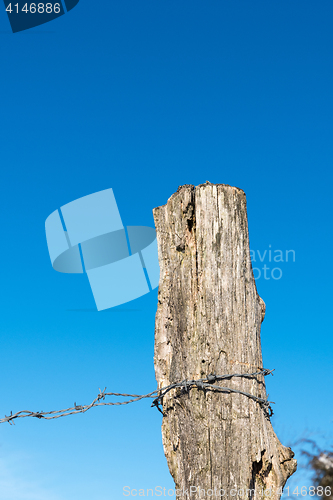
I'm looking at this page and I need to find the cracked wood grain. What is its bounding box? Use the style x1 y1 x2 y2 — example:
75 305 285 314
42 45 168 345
153 182 296 500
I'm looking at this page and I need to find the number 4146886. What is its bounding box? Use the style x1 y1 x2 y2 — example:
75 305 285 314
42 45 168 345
282 486 332 496
6 3 61 13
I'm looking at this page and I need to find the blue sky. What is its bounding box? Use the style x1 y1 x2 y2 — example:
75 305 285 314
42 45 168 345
0 0 332 498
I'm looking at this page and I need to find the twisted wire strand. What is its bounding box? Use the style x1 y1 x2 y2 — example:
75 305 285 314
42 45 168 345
0 369 274 425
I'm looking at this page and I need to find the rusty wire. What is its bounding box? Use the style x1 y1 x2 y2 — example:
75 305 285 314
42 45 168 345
0 368 274 425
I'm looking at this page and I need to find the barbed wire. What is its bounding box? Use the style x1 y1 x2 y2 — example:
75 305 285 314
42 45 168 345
0 368 274 425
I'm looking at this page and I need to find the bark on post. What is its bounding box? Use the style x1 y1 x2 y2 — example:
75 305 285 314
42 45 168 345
153 182 296 500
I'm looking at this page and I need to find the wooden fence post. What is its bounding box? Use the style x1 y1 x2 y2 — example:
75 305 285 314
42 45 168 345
153 182 296 500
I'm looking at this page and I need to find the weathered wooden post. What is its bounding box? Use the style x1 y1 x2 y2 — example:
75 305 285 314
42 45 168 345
153 183 296 499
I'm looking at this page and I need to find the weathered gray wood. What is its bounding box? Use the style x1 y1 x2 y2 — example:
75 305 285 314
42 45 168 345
153 182 296 500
